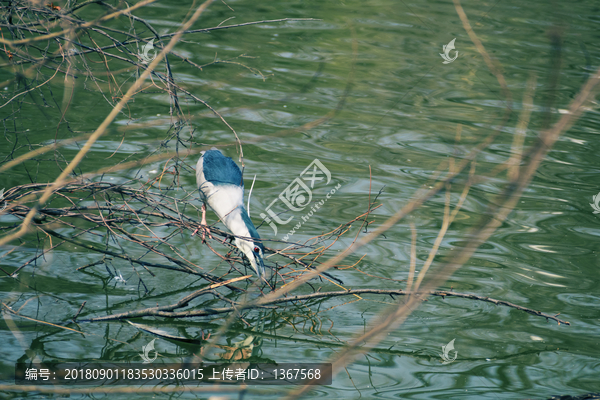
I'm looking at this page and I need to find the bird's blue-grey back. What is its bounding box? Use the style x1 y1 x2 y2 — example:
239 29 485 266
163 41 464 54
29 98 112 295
202 150 243 187
196 150 262 243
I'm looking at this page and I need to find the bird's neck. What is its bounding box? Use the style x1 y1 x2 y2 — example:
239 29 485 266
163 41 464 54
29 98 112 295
222 206 253 240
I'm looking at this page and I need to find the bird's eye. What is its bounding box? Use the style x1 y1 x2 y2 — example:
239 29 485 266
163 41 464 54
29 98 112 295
253 246 260 253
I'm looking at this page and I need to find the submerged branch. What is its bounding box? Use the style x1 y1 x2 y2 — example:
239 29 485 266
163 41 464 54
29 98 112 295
85 288 570 325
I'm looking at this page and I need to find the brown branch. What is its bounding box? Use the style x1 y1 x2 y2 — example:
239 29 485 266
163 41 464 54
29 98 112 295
85 288 569 325
0 0 159 46
45 229 234 286
84 276 251 321
2 303 85 334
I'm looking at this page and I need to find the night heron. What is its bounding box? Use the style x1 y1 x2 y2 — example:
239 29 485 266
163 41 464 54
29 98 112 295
195 149 266 278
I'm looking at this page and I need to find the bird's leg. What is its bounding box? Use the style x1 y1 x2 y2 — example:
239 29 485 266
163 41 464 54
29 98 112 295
192 203 213 242
200 203 211 243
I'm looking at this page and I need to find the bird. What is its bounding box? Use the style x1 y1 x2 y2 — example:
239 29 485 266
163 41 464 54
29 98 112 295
195 149 266 278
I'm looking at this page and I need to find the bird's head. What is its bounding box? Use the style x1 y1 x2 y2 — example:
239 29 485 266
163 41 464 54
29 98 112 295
235 237 265 279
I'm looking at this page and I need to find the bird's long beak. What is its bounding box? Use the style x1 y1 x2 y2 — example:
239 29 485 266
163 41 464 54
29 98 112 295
255 255 266 279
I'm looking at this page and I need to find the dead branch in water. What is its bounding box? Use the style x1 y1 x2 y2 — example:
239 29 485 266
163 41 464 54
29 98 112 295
0 177 571 330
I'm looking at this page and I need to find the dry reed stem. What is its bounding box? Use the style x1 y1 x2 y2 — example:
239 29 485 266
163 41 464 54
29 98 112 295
507 74 537 181
405 222 417 294
453 0 512 107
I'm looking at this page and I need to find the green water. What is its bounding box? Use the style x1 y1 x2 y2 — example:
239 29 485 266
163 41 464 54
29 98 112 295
1 0 600 399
